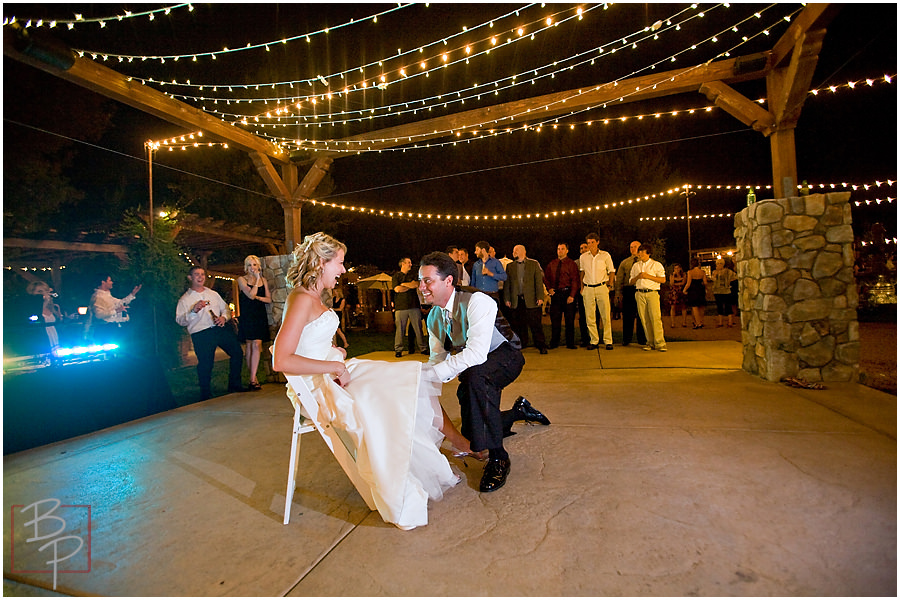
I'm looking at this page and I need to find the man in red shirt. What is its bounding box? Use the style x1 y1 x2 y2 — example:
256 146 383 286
543 242 581 349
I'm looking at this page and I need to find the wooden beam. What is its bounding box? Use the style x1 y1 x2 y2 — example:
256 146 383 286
295 158 333 201
175 222 283 248
4 238 129 254
770 129 798 198
700 81 775 135
3 27 289 165
249 151 291 200
770 4 840 69
283 205 302 252
307 55 771 158
767 28 827 126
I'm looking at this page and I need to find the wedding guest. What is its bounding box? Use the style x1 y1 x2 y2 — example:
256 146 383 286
175 266 246 400
683 258 709 329
26 281 63 353
88 274 141 344
711 258 737 328
237 255 271 390
667 263 688 328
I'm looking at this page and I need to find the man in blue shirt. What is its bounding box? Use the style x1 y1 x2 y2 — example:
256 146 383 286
471 240 507 302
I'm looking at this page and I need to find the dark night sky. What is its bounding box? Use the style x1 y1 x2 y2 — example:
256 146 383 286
3 3 897 269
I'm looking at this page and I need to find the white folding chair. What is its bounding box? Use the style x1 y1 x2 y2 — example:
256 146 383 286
282 375 377 524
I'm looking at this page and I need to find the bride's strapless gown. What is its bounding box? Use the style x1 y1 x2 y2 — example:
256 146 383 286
283 309 458 530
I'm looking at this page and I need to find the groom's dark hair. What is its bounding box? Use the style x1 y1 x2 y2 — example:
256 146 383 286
420 252 457 285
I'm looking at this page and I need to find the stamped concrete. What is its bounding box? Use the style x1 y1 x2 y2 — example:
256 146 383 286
3 341 896 596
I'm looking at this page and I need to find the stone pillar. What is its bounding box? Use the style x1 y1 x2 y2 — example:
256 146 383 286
261 254 293 338
734 192 859 383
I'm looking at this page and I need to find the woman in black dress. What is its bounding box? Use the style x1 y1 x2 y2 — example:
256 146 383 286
683 257 709 329
238 255 272 390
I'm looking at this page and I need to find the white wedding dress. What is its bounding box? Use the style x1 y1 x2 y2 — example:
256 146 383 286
284 309 458 530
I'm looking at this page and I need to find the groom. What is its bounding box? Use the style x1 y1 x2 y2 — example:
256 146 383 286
419 251 550 493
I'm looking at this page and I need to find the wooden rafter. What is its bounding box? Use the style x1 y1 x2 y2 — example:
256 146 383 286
699 81 776 135
3 26 288 165
4 238 128 255
307 56 771 158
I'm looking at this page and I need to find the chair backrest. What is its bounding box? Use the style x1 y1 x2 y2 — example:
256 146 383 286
284 374 377 511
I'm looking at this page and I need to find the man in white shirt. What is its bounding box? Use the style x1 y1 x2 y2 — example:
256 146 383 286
629 243 668 352
175 266 246 400
457 248 471 287
88 274 142 344
419 252 550 493
579 232 616 350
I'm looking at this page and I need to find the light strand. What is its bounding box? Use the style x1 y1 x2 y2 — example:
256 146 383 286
301 179 897 227
147 72 895 155
177 4 718 120
77 3 536 83
2 4 192 29
67 5 414 61
239 5 797 152
147 4 599 107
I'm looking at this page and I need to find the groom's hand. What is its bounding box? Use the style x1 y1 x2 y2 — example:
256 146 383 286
421 365 441 383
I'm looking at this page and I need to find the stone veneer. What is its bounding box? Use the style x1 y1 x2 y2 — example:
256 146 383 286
261 254 293 338
734 192 859 383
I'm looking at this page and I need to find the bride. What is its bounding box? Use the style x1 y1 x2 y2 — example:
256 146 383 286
272 232 476 530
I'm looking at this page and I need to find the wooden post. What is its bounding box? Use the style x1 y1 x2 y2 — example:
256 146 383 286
283 204 302 251
769 128 798 198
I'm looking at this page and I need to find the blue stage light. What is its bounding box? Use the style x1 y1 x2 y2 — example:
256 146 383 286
53 343 119 358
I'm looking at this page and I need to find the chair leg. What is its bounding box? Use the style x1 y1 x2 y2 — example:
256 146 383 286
283 409 303 525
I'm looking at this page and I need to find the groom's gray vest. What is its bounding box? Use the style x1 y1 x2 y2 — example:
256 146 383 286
433 290 521 353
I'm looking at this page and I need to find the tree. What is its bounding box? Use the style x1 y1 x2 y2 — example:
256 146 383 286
117 211 192 366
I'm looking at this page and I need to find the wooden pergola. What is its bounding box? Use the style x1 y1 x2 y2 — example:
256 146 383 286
4 4 838 251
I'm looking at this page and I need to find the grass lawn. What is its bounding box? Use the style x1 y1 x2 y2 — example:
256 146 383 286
164 327 399 407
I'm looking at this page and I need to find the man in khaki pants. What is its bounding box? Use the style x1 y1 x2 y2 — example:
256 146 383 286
579 232 616 350
629 243 668 352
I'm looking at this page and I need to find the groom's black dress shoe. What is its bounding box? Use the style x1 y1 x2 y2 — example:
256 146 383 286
513 396 551 426
479 458 511 492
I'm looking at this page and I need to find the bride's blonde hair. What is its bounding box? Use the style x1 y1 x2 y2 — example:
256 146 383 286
285 232 347 290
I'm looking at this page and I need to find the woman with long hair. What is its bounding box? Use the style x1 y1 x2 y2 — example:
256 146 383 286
237 255 271 390
272 233 472 530
26 280 63 352
683 257 709 329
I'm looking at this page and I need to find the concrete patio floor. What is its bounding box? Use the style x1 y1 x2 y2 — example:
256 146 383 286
3 341 896 596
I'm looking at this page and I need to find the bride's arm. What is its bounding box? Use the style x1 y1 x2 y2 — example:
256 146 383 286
273 290 347 380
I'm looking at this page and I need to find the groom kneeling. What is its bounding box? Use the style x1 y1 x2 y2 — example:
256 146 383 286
419 252 550 492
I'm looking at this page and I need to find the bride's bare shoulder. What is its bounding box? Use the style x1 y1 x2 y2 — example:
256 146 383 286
284 287 328 321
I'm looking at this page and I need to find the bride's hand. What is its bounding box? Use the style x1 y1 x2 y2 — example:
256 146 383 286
334 370 351 388
332 362 351 387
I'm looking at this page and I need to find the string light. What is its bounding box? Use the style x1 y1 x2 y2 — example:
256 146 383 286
216 5 800 152
151 3 601 110
4 265 68 272
65 5 413 62
3 4 192 28
294 179 896 228
853 197 896 207
150 72 894 157
79 3 551 91
640 213 734 221
97 2 717 134
236 3 714 120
